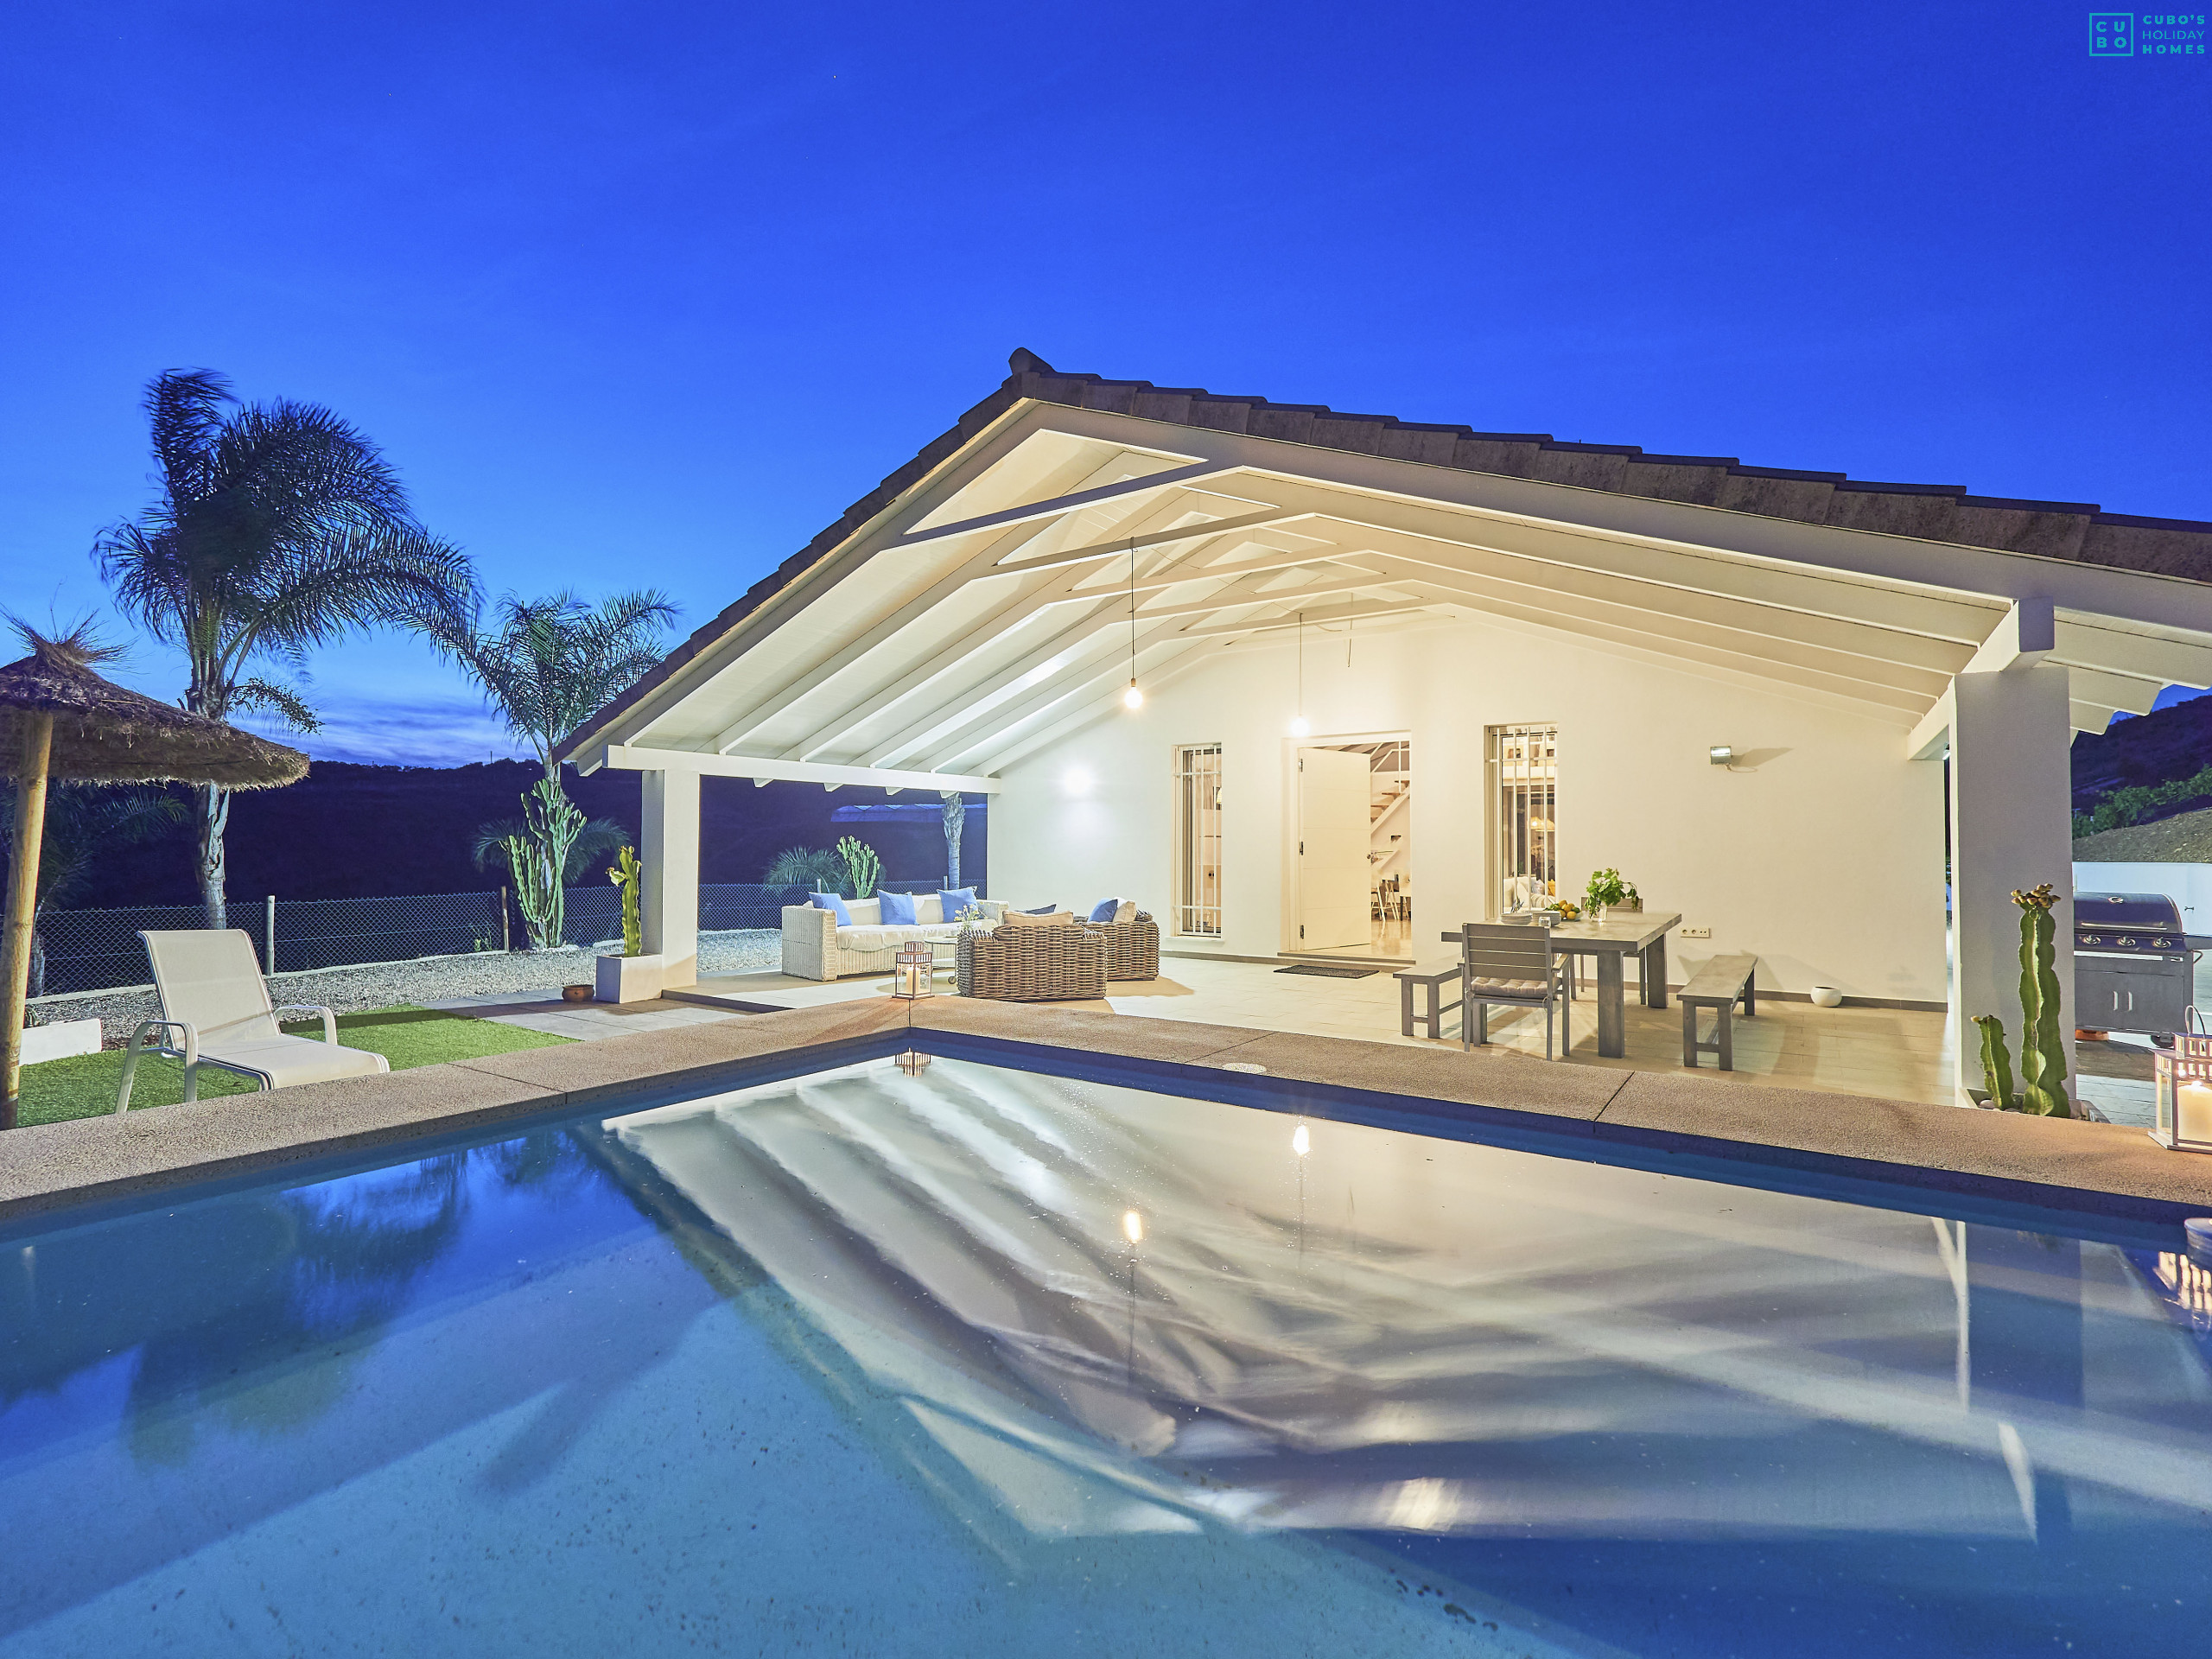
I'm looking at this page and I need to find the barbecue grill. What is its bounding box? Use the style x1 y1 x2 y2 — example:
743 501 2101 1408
2073 891 2212 1037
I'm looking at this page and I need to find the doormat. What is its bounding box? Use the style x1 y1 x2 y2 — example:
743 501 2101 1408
1275 963 1380 979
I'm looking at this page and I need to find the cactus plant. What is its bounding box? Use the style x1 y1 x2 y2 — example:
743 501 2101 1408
2012 882 2070 1116
1974 883 2069 1116
501 777 583 951
836 836 881 900
1973 1014 2017 1110
607 845 643 957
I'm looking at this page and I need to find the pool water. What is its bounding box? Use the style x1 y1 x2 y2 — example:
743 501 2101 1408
4 1056 2210 1656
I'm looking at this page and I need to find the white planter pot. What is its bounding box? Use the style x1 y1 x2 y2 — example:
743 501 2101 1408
23 1016 101 1065
1808 985 1843 1008
595 952 665 1004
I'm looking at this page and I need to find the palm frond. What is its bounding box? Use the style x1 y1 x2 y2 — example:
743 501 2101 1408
231 677 322 734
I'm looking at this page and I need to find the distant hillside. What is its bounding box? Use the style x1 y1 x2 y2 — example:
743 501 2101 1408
2072 804 2212 864
2072 696 2212 808
68 761 987 909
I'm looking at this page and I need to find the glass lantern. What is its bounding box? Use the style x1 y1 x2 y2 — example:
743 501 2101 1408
2152 1029 2212 1152
893 941 935 1001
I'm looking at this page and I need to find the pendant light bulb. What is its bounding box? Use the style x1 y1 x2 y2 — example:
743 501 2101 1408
1288 714 1310 737
1123 681 1143 710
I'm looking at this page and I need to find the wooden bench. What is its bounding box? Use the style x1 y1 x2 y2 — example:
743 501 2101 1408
1680 954 1758 1071
1395 965 1464 1040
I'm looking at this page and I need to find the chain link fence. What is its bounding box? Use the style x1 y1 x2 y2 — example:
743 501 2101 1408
28 881 844 997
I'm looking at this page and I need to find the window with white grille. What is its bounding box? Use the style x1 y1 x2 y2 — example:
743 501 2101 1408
1490 723 1557 914
1173 743 1224 936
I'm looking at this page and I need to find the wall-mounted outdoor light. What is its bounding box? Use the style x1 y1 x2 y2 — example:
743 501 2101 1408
1709 746 1736 768
1063 766 1094 796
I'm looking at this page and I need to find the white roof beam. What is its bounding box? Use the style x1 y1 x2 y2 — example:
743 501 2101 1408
878 461 1251 554
1390 583 1932 714
1181 599 1436 638
1377 568 1950 699
904 618 1206 772
1200 476 2008 643
1318 528 1979 677
2050 618 2212 687
589 744 1001 793
772 491 1237 760
987 508 1313 578
979 639 1234 774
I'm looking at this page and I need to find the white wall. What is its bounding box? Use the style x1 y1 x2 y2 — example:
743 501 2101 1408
992 616 1949 1001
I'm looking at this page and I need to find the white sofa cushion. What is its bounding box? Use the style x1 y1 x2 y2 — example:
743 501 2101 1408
914 894 944 924
847 897 882 926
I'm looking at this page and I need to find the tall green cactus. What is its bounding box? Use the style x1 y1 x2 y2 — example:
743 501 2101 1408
1973 1014 2017 1110
607 845 643 957
2012 883 2070 1117
836 836 881 900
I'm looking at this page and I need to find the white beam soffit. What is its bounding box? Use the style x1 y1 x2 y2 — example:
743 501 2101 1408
570 399 2212 774
588 745 1001 794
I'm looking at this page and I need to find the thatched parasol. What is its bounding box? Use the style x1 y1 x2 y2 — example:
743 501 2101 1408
2 624 307 1129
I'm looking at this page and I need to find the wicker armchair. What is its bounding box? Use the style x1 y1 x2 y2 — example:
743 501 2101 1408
957 924 1106 1001
1092 912 1160 981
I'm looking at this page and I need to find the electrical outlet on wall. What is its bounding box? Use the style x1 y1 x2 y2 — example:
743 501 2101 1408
1681 926 1712 939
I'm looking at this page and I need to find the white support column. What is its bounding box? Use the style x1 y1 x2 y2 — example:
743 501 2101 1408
642 768 700 988
1947 664 2075 1105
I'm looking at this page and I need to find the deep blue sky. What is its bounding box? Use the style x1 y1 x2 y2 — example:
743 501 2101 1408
3 2 2207 763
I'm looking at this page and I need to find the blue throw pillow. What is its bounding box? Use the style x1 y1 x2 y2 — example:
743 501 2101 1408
878 890 918 925
938 887 979 922
808 892 851 926
1088 899 1121 923
1022 903 1058 915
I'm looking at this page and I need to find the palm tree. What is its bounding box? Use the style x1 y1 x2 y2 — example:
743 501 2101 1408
95 369 477 926
423 591 676 949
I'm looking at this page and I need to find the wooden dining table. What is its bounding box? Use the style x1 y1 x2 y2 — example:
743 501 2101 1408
1443 911 1683 1058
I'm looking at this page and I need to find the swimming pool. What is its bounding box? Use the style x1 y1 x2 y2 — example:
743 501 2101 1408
3 1053 2209 1656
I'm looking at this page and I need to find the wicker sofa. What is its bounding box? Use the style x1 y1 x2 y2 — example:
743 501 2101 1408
779 895 1009 982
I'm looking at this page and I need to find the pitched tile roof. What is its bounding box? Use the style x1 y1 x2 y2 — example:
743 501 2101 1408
563 349 2212 760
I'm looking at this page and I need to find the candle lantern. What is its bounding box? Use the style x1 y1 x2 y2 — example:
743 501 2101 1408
2152 1029 2212 1152
893 941 935 1001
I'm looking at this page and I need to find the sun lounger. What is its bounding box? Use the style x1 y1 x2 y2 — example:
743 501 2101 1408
115 928 389 1112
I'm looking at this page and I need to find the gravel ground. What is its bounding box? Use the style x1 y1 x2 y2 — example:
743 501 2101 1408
29 928 783 1046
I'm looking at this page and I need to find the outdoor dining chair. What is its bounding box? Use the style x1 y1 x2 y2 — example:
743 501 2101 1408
1457 919 1572 1059
116 928 389 1112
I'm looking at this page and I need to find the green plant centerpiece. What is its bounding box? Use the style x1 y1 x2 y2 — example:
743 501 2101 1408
607 845 643 957
1583 868 1639 915
1971 882 2070 1116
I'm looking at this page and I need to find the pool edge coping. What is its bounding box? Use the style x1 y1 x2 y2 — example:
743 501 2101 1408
4 999 2210 1239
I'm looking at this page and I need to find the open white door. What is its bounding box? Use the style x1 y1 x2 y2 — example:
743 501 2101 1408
1297 747 1371 950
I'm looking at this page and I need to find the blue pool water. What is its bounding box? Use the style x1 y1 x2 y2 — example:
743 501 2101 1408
4 1055 2210 1656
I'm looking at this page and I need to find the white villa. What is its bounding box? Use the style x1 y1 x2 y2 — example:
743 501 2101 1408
559 350 2212 1101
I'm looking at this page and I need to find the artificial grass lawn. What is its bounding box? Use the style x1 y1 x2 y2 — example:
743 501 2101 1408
18 1005 575 1129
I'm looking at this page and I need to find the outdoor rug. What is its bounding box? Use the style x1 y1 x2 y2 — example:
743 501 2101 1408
1274 964 1381 979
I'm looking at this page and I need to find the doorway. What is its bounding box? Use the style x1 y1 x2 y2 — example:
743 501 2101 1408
1291 736 1411 959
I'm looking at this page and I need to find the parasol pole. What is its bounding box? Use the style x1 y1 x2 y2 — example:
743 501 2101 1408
2 710 54 1131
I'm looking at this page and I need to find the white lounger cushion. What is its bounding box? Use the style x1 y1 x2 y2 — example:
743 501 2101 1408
194 1033 390 1089
139 929 390 1087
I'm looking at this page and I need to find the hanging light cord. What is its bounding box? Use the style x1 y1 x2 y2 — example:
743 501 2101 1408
1128 537 1138 677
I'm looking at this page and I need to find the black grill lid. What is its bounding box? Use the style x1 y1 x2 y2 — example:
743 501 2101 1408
2075 891 2183 931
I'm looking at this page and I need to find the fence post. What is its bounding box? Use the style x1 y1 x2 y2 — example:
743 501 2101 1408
500 887 511 952
264 894 276 975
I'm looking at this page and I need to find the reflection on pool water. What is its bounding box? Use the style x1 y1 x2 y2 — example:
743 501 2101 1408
3 1056 2210 1656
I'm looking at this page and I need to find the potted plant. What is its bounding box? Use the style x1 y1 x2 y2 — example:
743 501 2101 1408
1583 868 1641 920
595 845 664 1004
